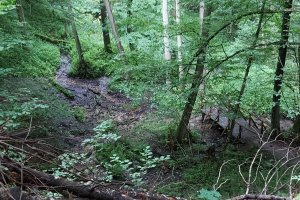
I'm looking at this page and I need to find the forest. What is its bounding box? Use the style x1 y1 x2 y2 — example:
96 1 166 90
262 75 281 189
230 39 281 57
1 0 300 199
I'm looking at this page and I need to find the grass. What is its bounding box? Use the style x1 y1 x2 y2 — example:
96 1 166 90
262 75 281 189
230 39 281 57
0 40 60 77
156 145 296 199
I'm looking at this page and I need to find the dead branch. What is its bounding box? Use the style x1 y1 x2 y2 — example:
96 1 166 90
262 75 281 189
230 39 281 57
0 156 184 200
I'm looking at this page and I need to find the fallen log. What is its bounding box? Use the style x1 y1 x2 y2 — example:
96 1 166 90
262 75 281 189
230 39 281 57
0 187 44 200
35 33 67 45
0 156 182 200
49 78 75 99
229 194 291 200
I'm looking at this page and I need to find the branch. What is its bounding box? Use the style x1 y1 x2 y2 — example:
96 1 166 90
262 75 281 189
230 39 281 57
190 9 299 64
228 194 291 200
0 156 184 200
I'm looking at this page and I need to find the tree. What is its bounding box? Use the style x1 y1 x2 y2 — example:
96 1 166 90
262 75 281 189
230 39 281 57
127 0 135 51
292 36 300 134
100 0 113 54
68 3 87 77
229 0 267 136
103 0 124 58
15 0 26 33
175 0 183 80
271 0 293 134
162 0 171 85
176 0 210 143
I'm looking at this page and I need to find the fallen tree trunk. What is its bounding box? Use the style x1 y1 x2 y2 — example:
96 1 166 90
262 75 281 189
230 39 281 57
229 194 291 200
0 156 182 200
35 33 67 45
0 187 44 200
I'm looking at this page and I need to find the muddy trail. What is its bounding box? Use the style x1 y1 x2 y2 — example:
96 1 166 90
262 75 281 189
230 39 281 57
55 54 149 145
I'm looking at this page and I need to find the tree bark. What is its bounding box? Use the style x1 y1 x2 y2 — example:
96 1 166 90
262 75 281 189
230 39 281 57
15 0 26 33
127 0 135 51
293 40 300 133
68 3 87 77
100 0 113 54
175 1 209 143
103 0 125 58
175 0 183 80
162 0 171 85
271 0 293 134
229 0 266 136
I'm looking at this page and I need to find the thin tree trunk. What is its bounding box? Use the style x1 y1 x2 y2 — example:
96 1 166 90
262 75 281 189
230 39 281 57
162 0 171 85
103 0 125 58
100 0 113 54
15 0 26 33
197 0 205 109
127 0 135 51
199 1 204 33
68 4 87 77
175 0 183 80
176 1 209 143
64 20 69 38
229 0 266 136
271 0 293 134
293 39 300 133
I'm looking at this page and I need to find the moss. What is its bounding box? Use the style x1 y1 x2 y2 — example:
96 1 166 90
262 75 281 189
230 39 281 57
73 106 86 123
49 78 75 99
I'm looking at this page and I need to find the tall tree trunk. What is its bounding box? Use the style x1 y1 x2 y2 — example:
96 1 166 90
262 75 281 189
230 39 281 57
15 0 26 33
175 0 183 80
127 0 135 51
103 0 125 58
162 0 171 85
197 0 205 109
176 1 209 143
229 0 266 136
292 39 300 133
271 0 293 134
68 4 87 77
100 0 113 54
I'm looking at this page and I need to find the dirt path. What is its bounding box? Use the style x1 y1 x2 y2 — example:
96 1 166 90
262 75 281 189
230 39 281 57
54 54 150 146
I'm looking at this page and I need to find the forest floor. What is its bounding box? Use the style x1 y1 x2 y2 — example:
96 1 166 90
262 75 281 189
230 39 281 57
55 53 153 149
2 53 299 199
52 53 300 196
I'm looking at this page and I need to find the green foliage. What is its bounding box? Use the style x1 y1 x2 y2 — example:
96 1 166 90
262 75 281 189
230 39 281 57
0 78 76 138
52 152 88 179
198 189 221 200
0 40 60 77
0 147 25 162
68 25 113 78
158 147 295 198
0 89 48 130
0 0 15 15
82 120 170 185
73 106 86 123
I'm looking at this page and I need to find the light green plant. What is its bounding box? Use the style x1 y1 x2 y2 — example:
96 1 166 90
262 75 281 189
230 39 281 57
0 90 48 130
198 189 221 200
82 121 170 186
47 152 89 180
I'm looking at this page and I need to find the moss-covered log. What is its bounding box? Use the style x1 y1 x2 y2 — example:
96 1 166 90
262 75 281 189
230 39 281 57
49 78 75 99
